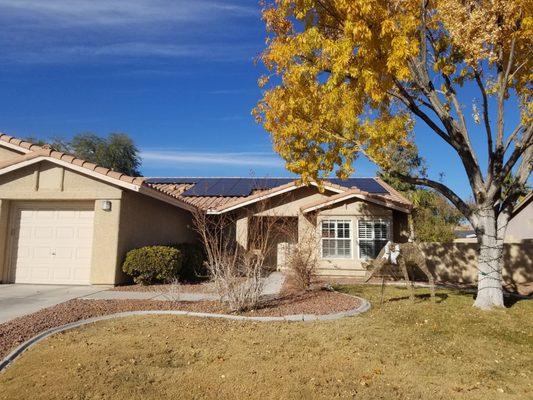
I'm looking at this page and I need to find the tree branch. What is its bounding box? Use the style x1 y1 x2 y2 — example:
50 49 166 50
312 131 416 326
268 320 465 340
500 122 533 179
393 80 453 146
498 144 533 216
503 123 525 154
496 37 516 151
390 171 472 219
405 34 485 196
474 69 493 160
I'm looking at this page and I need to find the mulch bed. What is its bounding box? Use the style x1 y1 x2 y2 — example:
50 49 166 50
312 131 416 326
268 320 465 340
0 289 360 361
244 290 359 317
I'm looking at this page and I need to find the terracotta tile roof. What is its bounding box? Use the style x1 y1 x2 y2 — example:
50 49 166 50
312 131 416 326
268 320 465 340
1 133 412 214
0 133 146 187
146 178 412 213
145 182 274 211
0 133 42 153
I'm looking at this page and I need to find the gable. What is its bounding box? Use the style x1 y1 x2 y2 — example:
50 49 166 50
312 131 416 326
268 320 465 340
251 186 337 217
0 160 123 200
318 197 394 217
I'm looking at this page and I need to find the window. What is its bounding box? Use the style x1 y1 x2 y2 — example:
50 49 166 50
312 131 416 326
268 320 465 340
358 219 390 259
321 219 352 259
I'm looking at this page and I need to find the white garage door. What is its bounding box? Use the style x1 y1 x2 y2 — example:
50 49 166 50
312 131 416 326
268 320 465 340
10 202 95 285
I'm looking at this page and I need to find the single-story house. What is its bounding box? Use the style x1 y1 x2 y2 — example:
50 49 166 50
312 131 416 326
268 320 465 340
0 134 412 285
506 191 533 243
453 192 533 244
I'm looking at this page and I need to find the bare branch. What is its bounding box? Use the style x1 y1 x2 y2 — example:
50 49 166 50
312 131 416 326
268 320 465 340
499 144 533 215
496 37 516 150
503 123 525 154
405 45 485 195
393 79 453 146
474 69 493 159
500 122 533 179
389 171 472 219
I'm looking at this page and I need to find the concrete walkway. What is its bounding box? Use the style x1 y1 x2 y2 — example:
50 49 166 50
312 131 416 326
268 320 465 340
261 271 286 296
81 272 287 302
82 291 219 302
0 285 107 324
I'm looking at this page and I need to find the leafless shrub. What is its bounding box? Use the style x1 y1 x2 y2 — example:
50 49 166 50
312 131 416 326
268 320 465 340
284 222 319 291
159 277 182 304
193 205 290 312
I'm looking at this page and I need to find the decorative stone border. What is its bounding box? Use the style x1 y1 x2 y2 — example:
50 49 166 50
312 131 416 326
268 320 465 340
0 295 370 372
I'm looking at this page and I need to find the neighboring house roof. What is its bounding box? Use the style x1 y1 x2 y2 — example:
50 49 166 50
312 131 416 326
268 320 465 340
454 228 476 239
512 191 533 218
1 133 412 215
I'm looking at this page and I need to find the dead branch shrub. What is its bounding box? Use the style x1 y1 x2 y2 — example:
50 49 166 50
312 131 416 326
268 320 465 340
285 227 319 291
158 277 182 304
193 207 289 312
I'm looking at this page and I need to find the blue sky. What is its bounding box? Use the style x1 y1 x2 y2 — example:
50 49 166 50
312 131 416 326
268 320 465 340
0 0 526 200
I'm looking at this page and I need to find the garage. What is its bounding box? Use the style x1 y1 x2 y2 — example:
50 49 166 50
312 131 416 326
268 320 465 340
8 202 95 285
0 134 197 286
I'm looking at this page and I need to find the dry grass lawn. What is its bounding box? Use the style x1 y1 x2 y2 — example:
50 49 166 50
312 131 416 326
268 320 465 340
0 285 531 400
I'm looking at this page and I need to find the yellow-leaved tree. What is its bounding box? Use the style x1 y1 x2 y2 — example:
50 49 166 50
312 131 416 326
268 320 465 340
254 0 532 309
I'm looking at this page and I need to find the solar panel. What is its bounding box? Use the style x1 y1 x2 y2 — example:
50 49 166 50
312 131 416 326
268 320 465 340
229 179 256 196
145 177 389 196
203 178 242 196
329 178 389 194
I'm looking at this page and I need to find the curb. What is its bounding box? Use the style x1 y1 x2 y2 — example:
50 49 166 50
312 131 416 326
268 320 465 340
0 296 370 373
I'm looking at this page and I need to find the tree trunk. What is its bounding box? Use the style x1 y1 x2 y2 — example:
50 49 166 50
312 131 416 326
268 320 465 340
473 208 506 309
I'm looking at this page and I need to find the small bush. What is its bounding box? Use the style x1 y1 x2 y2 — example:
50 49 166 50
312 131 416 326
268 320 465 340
173 243 207 282
122 246 183 285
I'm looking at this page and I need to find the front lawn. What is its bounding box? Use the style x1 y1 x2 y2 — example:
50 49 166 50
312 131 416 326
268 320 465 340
0 285 531 400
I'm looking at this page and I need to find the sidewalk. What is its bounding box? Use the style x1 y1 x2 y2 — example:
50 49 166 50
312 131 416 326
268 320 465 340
81 272 287 302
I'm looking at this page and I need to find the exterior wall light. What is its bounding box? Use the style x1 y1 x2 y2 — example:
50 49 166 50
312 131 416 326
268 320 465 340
101 200 112 212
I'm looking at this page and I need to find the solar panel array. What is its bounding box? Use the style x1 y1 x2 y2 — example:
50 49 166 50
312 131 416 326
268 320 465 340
328 178 389 194
145 177 389 197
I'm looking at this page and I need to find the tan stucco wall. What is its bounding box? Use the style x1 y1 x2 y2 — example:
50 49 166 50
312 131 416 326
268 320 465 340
313 199 395 276
0 162 123 200
239 187 407 277
116 190 197 284
418 241 532 286
90 199 123 285
253 187 332 217
0 146 23 162
0 199 9 282
506 201 533 243
0 161 124 284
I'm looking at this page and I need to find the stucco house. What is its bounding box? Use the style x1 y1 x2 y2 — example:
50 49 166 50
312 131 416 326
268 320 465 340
0 134 412 286
506 192 533 243
453 192 533 244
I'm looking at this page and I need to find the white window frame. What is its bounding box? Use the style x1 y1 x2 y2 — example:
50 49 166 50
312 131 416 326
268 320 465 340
320 219 353 259
357 218 391 260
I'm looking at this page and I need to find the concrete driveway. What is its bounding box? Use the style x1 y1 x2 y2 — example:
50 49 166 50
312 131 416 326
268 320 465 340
0 285 106 324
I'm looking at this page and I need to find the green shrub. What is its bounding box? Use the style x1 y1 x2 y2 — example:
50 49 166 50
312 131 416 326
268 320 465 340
173 243 207 282
122 246 183 285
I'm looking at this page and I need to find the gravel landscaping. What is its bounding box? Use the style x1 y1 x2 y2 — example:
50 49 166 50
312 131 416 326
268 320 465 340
0 289 360 360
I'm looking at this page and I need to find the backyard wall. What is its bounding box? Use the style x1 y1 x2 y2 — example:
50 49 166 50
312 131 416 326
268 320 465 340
419 241 533 287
